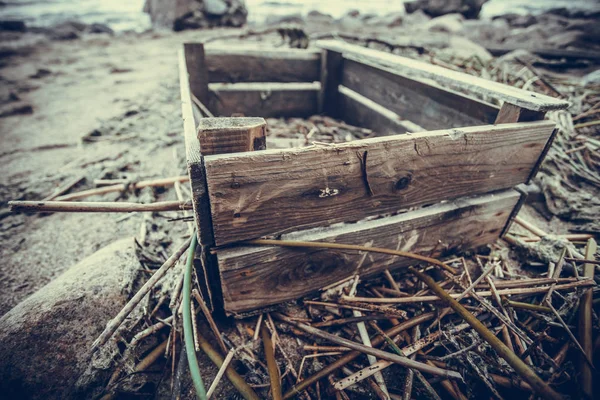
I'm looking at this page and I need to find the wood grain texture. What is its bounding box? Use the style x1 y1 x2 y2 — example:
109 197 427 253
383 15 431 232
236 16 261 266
339 86 424 135
197 117 267 156
179 47 213 246
208 82 319 118
204 121 556 246
184 43 209 105
217 190 520 314
342 58 499 130
318 48 344 117
204 47 320 83
317 40 569 112
179 46 215 308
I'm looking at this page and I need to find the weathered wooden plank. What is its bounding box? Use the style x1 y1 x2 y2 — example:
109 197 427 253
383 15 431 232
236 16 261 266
197 117 266 156
339 86 424 135
204 120 556 246
317 40 569 112
179 46 215 308
342 58 499 130
318 48 344 118
495 102 545 124
204 47 321 83
184 43 209 106
217 190 521 314
208 82 319 118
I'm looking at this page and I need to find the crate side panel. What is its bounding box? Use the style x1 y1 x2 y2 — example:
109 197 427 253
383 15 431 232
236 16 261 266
205 48 320 83
204 121 556 246
218 190 520 314
208 83 319 118
342 59 499 130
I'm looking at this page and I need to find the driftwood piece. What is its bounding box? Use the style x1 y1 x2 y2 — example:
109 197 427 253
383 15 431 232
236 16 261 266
204 47 320 83
216 190 520 314
494 102 545 124
208 82 319 118
9 200 191 213
578 238 597 398
204 121 555 245
317 40 569 112
342 58 499 130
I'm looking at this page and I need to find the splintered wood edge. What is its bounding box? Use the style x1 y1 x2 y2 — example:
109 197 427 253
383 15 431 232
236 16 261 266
197 117 267 135
316 40 570 112
204 45 320 60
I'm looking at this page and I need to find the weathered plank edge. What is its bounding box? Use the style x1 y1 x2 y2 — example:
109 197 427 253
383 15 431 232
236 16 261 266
342 58 500 127
316 40 570 112
500 184 528 238
179 45 216 308
217 189 521 314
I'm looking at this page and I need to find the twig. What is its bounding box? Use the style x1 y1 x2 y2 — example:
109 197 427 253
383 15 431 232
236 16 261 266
578 238 597 397
130 316 173 347
42 174 85 201
274 313 462 380
282 312 436 399
192 289 228 355
10 200 192 213
207 349 236 399
504 300 552 314
409 267 562 400
244 239 458 274
340 279 594 303
91 236 192 353
262 323 282 400
55 175 189 201
513 216 548 238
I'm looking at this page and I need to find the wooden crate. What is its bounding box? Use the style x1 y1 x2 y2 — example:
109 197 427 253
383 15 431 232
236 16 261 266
179 40 569 316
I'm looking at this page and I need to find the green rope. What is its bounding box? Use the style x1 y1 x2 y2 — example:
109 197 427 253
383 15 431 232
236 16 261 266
183 232 207 400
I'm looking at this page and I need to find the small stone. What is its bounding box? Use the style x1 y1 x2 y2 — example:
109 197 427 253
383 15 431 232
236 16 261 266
0 20 26 32
204 0 228 16
424 13 464 33
87 23 113 34
582 69 600 87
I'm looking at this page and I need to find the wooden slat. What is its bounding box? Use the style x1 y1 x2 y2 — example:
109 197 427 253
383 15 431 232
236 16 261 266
217 190 521 314
339 86 424 135
342 58 499 130
204 47 321 83
318 48 344 117
179 46 215 309
197 117 266 156
184 43 209 105
318 40 569 112
204 120 556 246
208 82 319 118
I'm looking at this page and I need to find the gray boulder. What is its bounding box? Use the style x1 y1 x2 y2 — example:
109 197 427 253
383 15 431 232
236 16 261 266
0 238 143 399
405 0 488 19
144 0 248 30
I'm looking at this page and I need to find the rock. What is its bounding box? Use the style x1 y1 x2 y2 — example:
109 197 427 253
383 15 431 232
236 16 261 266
365 11 406 27
439 36 493 62
87 23 114 34
494 13 538 28
497 49 540 66
403 9 431 26
0 20 26 32
546 30 586 49
463 18 509 44
424 13 464 33
337 10 362 30
29 68 52 79
0 102 33 118
405 0 488 19
582 69 600 87
306 10 333 23
0 238 143 399
265 13 304 25
204 0 228 16
144 0 248 30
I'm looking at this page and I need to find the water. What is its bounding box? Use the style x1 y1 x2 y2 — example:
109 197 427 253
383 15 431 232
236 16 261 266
0 0 597 33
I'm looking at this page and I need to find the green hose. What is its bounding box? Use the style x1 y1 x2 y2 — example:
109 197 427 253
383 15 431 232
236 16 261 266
183 232 207 400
